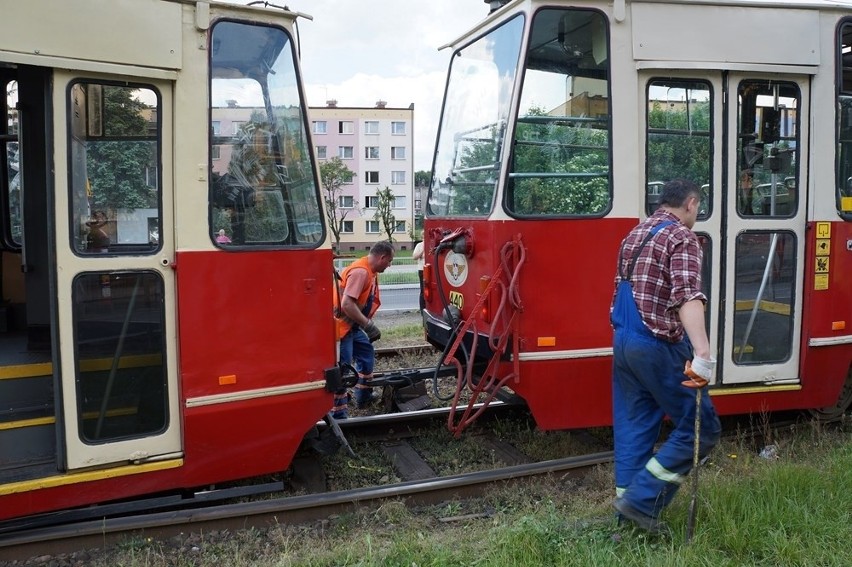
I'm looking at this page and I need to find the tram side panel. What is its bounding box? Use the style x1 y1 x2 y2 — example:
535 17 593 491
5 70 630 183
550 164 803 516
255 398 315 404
176 249 335 485
424 218 637 430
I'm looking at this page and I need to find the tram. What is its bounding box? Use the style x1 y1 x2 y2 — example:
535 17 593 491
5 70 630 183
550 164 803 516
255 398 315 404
0 0 337 521
424 0 852 433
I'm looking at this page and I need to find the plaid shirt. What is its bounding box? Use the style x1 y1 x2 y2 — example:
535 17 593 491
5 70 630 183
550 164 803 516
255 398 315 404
613 209 706 342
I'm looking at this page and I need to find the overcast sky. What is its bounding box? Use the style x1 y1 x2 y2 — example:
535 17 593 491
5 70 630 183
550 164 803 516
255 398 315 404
226 0 491 171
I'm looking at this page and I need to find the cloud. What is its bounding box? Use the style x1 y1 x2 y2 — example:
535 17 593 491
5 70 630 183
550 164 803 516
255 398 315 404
224 0 489 170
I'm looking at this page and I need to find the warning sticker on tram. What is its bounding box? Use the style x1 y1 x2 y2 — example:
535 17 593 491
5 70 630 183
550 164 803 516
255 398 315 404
449 291 464 310
815 257 830 273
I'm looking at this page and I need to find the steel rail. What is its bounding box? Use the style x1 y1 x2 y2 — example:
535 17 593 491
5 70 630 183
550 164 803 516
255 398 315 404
0 451 614 561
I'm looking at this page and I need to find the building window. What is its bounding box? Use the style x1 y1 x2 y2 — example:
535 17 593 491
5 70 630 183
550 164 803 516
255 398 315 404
313 120 327 134
365 146 380 159
341 220 354 233
393 195 406 209
339 121 354 134
339 195 354 208
231 121 245 135
391 146 406 160
212 145 221 160
395 221 406 233
391 121 406 135
338 146 354 159
343 171 354 184
316 145 327 159
364 196 379 208
366 220 380 233
365 120 379 134
391 170 406 184
365 171 379 184
211 121 221 135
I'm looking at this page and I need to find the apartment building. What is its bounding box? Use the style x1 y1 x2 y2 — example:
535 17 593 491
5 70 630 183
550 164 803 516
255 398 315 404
310 100 415 252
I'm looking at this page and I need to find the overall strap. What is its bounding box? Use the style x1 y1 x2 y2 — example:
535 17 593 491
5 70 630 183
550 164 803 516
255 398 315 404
618 221 675 281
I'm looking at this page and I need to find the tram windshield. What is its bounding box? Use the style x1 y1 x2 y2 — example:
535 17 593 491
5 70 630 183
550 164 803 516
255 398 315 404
428 15 525 217
209 21 323 246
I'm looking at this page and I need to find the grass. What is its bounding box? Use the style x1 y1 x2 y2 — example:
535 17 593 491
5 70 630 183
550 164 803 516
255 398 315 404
89 419 851 566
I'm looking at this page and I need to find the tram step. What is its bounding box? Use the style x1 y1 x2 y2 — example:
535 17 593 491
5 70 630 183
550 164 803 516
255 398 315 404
0 419 56 474
0 373 53 423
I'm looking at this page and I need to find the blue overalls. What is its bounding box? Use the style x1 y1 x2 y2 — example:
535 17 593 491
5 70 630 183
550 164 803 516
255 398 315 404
611 221 721 519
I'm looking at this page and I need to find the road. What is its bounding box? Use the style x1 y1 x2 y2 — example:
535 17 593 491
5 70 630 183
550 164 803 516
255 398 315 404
378 284 419 312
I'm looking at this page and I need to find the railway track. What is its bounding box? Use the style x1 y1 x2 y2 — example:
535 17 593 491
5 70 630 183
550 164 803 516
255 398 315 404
0 399 610 562
0 401 842 563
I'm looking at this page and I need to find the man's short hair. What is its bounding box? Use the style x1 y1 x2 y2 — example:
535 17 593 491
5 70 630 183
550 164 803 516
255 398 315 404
659 178 701 208
370 240 395 257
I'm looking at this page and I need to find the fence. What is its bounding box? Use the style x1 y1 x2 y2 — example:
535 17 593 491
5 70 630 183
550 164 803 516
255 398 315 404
333 257 419 285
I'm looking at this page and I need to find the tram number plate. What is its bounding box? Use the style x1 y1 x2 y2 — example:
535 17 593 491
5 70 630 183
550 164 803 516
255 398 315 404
449 291 464 310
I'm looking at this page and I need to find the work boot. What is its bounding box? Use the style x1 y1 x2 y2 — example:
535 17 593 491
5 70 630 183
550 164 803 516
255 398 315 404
613 497 670 536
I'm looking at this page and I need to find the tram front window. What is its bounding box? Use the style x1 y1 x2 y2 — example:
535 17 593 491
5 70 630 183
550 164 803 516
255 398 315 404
507 9 611 217
209 21 323 246
428 15 524 217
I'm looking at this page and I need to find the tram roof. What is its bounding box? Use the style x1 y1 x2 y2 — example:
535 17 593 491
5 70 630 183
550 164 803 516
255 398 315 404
442 0 852 50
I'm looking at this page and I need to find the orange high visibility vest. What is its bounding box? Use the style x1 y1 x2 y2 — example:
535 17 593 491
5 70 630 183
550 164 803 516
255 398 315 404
334 256 381 339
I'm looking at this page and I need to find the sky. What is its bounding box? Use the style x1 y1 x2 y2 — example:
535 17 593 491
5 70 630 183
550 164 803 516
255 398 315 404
225 0 491 171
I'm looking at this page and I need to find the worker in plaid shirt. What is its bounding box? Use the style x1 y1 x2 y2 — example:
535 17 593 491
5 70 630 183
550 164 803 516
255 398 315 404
609 178 721 534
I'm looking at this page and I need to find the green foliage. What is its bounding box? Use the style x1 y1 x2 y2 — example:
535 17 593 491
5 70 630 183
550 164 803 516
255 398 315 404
87 86 156 210
509 106 609 215
373 185 396 242
320 157 356 250
647 100 712 186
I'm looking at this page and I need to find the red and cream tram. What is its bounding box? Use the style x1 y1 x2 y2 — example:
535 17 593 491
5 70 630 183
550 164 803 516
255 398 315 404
0 0 336 521
424 0 852 433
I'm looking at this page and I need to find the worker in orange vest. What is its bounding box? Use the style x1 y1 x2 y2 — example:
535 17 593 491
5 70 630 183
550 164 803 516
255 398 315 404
332 241 395 418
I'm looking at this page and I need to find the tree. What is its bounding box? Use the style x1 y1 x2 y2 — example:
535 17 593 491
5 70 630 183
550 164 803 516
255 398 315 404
319 157 357 252
374 186 397 242
414 170 431 189
87 85 157 211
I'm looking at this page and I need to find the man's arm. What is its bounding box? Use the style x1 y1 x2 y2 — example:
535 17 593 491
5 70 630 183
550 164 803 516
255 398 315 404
341 294 371 327
679 299 711 360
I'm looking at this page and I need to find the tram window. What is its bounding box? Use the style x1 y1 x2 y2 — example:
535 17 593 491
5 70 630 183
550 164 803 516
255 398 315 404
428 15 524 217
209 20 323 247
836 21 852 218
645 80 712 219
506 9 610 217
68 82 161 255
736 80 799 218
72 271 168 442
2 79 22 248
732 231 796 365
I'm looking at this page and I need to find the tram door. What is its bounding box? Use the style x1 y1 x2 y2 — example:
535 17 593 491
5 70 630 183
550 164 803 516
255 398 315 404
644 72 807 386
52 72 181 469
721 74 807 385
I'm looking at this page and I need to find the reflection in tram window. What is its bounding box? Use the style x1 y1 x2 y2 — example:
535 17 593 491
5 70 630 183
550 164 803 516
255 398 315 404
68 82 161 255
507 9 610 217
3 80 22 247
646 80 712 219
428 15 524 217
733 231 796 365
737 80 799 218
73 271 167 443
209 21 323 246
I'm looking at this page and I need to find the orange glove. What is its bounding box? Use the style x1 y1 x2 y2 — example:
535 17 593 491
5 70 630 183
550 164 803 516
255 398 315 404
682 359 710 389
